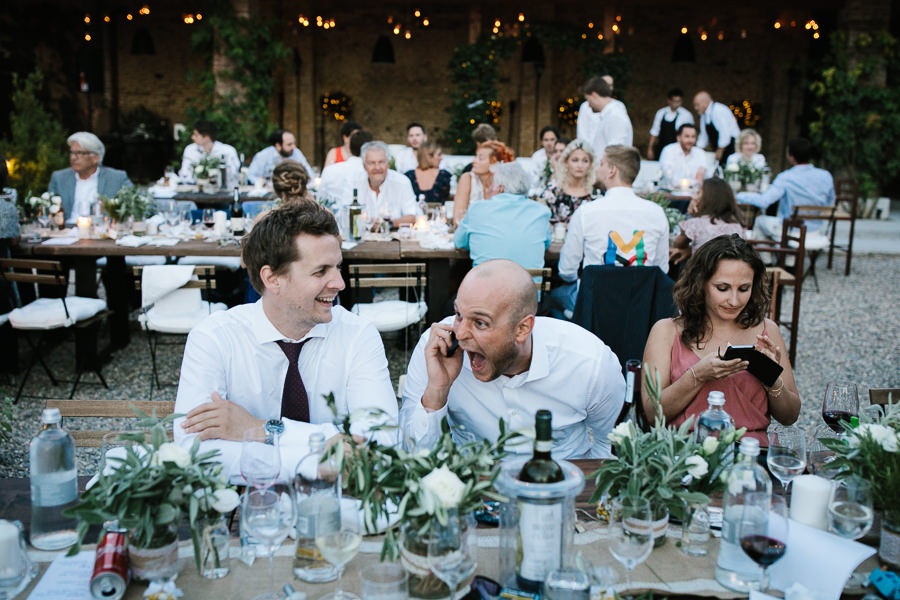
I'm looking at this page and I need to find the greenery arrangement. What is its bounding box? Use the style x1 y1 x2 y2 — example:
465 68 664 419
24 192 62 221
100 187 150 222
192 154 224 181
66 409 239 572
647 191 686 234
723 160 769 191
820 398 900 525
0 69 68 212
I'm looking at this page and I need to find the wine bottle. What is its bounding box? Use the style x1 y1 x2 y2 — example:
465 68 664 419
516 410 564 592
616 359 641 424
349 188 362 241
230 187 244 236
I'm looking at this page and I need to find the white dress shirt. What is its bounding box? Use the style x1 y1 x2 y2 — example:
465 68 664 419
174 301 398 483
68 170 98 225
247 146 315 182
350 170 419 219
649 106 694 136
400 316 625 459
696 102 741 150
394 147 417 175
576 100 633 156
179 141 242 184
658 143 709 188
558 186 670 281
318 156 365 204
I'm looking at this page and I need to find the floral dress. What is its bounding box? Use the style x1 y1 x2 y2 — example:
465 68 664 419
539 181 598 223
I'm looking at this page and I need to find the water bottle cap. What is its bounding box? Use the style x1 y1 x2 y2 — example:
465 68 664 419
309 432 326 449
739 437 760 457
708 391 726 407
41 408 61 424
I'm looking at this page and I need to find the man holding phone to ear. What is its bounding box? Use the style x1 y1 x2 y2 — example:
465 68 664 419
399 259 625 458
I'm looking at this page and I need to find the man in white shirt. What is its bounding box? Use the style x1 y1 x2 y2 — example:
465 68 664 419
647 88 694 159
178 120 241 184
393 122 428 175
551 145 670 319
400 259 624 458
351 141 419 230
693 91 741 165
529 125 559 184
247 129 315 183
174 202 398 482
658 124 708 188
576 76 633 160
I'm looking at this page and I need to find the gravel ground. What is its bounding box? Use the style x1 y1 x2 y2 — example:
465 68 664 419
2 254 898 478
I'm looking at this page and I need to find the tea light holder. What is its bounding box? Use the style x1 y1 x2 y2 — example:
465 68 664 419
414 215 429 231
76 216 92 239
679 178 691 192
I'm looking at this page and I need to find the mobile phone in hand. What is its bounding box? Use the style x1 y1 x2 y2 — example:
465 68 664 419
445 331 459 357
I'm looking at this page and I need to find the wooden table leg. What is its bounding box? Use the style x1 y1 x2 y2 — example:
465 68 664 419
100 256 131 349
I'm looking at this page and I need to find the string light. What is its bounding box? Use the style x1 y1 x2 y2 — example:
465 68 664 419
774 21 782 29
298 15 309 26
597 33 604 40
518 12 525 22
588 22 594 29
611 23 619 33
387 16 393 24
126 13 133 20
139 5 150 16
700 31 708 41
681 26 688 34
615 15 622 22
422 18 429 26
813 32 820 39
580 33 586 39
84 33 92 41
414 9 421 17
493 19 501 27
492 27 499 34
183 14 195 24
393 25 401 35
404 30 411 39
84 14 91 24
717 31 724 40
103 15 110 22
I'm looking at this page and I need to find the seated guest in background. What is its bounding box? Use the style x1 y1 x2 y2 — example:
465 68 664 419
737 137 835 241
247 129 315 183
549 137 570 179
576 76 633 159
647 88 694 160
48 132 133 225
175 201 398 481
395 122 431 175
531 125 559 185
400 259 625 458
351 141 418 229
642 234 799 445
658 124 708 189
726 128 767 170
318 130 372 203
405 142 452 204
453 140 515 226
693 91 741 165
539 139 599 224
324 120 362 167
272 160 314 204
670 178 745 264
552 145 669 320
459 123 499 175
454 162 551 271
0 155 20 239
178 120 241 184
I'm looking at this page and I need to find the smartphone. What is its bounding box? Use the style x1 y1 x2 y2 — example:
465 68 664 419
718 344 783 387
719 344 756 361
445 331 459 357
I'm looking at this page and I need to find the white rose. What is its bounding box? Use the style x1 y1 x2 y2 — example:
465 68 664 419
608 422 632 445
420 465 466 509
48 205 60 215
156 442 191 468
41 191 51 200
210 488 240 513
686 455 709 478
194 165 203 174
51 195 62 205
702 437 719 455
869 424 898 452
208 168 220 176
725 163 739 172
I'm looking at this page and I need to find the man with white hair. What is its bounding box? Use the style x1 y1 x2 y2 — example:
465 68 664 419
48 132 133 225
693 91 741 165
454 161 551 271
351 141 419 230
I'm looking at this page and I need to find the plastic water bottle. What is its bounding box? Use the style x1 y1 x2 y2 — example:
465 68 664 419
292 433 340 582
29 408 78 550
695 391 734 442
715 437 772 592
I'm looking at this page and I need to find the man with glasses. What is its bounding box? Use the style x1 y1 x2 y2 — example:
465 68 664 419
48 132 133 225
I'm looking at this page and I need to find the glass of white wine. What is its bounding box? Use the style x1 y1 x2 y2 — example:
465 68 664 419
242 483 297 600
766 425 807 495
316 508 363 600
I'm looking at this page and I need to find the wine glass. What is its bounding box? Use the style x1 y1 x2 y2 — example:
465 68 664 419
202 208 216 230
767 425 807 495
807 425 840 479
822 382 859 434
828 477 874 540
428 511 477 599
241 428 281 490
739 493 788 592
608 495 653 592
242 483 297 600
316 508 363 600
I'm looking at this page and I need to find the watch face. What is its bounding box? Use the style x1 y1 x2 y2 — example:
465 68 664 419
265 419 285 435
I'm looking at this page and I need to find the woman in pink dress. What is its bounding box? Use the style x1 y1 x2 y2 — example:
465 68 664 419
670 178 744 265
642 234 799 445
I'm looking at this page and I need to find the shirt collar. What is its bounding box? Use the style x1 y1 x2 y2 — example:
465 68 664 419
602 186 636 201
250 299 330 345
77 169 99 183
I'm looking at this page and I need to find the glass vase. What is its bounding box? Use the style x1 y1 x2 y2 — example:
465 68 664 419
680 500 711 556
195 516 231 579
879 516 900 568
129 538 180 582
399 516 474 600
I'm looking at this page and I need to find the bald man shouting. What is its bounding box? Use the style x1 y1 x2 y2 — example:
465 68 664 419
400 260 625 458
693 91 741 165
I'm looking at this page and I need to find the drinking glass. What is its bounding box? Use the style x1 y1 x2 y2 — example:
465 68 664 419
822 382 859 434
316 509 363 600
608 495 653 591
0 519 38 599
202 208 216 230
428 511 477 599
359 563 408 600
767 425 807 495
739 493 788 592
807 425 840 479
828 477 874 540
240 428 281 490
242 483 297 600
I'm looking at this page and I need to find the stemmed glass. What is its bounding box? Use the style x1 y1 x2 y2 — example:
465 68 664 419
807 425 840 479
428 511 477 599
739 493 789 592
316 508 363 600
608 495 654 592
828 477 874 540
767 425 807 495
242 483 297 600
202 208 216 230
822 382 859 434
241 428 281 490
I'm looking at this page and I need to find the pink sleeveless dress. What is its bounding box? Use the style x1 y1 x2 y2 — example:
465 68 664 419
669 320 771 445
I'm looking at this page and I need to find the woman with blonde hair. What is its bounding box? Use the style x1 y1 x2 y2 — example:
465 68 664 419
539 139 599 223
726 128 767 170
452 140 515 225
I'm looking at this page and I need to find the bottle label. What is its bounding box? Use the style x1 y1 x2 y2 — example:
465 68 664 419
517 501 562 581
31 470 77 507
231 217 243 232
296 496 340 539
534 440 553 453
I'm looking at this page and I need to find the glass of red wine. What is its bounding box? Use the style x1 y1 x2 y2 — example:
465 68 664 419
822 381 859 434
202 208 216 230
739 493 788 592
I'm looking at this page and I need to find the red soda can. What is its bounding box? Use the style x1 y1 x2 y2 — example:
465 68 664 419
90 527 129 600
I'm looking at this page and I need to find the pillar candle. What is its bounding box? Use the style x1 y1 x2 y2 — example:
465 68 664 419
790 474 833 530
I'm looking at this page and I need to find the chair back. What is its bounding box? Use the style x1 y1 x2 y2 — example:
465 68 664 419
44 400 175 447
791 204 837 238
835 178 859 217
525 268 552 293
347 263 427 291
133 265 217 315
0 258 69 315
242 200 276 223
869 388 900 407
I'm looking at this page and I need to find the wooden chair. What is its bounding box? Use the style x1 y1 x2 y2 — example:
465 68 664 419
525 267 552 294
737 204 760 230
868 389 899 407
790 204 838 292
0 258 109 402
830 178 859 276
45 399 175 447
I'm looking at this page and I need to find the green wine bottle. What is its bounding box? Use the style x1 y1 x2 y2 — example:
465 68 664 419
519 409 564 483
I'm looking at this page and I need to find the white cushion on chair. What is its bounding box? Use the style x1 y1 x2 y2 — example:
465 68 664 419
142 299 226 334
177 256 242 270
790 231 830 251
96 256 168 267
9 297 106 329
351 300 427 332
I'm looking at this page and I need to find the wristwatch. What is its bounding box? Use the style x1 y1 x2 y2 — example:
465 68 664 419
264 419 284 444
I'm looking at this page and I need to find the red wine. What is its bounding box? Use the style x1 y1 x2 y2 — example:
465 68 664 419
740 534 786 567
823 409 854 433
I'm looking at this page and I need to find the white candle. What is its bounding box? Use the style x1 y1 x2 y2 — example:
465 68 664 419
213 210 228 236
77 216 91 239
0 519 22 575
790 474 832 530
680 178 690 191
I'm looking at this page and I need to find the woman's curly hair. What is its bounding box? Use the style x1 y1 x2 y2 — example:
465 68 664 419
480 140 515 164
673 234 770 348
272 159 310 202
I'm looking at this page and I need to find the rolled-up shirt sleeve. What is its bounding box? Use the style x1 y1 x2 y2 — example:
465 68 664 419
399 330 450 450
558 208 585 282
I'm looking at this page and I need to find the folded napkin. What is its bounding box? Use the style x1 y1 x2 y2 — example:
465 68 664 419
146 214 165 226
417 233 455 250
148 237 180 247
116 235 150 247
149 185 177 198
141 264 196 306
41 236 78 246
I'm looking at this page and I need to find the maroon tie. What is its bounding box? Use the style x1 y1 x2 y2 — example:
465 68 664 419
275 339 311 422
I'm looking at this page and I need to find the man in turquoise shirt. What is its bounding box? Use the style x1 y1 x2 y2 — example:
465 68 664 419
454 162 551 272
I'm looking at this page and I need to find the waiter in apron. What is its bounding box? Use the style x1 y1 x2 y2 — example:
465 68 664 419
693 90 740 166
647 88 694 159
